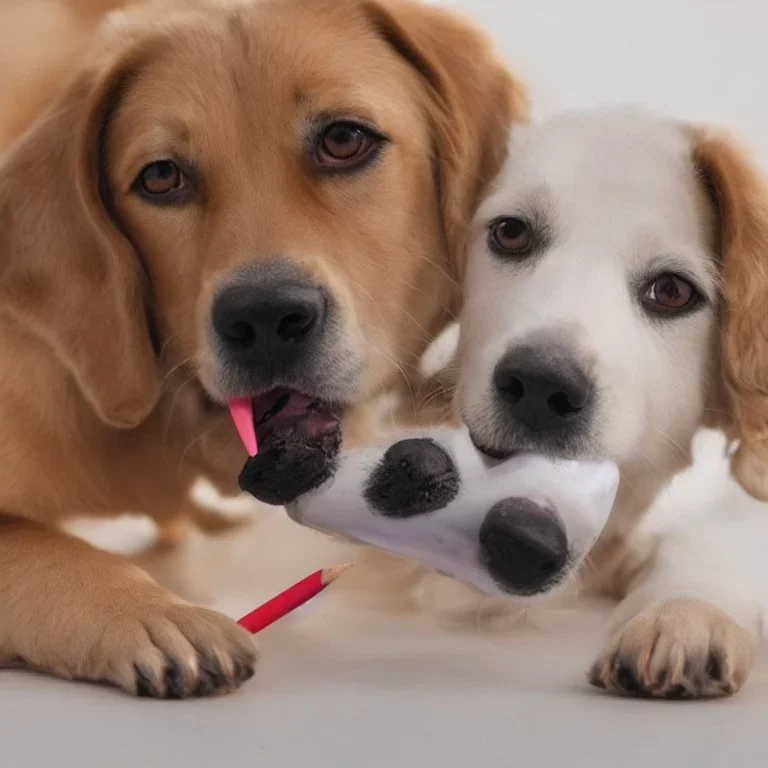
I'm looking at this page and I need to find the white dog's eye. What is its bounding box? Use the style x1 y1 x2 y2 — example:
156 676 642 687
642 273 700 315
487 217 532 257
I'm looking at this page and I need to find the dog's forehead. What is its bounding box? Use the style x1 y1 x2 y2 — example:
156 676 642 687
107 0 430 181
492 108 706 228
130 8 393 85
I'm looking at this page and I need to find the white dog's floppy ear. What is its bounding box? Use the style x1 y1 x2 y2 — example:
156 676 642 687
0 43 161 429
689 126 768 500
363 0 527 297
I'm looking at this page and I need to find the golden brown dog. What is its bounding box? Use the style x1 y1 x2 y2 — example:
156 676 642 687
0 0 525 696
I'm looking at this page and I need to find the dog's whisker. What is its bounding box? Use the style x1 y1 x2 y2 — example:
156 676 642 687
177 422 221 476
162 354 198 386
650 427 690 463
163 374 197 444
158 331 181 362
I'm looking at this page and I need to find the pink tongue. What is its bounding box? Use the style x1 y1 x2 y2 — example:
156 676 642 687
228 398 258 456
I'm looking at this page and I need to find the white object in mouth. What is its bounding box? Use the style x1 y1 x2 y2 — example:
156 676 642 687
287 425 619 597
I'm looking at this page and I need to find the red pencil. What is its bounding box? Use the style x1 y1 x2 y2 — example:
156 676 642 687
237 564 352 634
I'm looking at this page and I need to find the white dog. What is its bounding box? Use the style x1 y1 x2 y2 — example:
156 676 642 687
455 106 768 698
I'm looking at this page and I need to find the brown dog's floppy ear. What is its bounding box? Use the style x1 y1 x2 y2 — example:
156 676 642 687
364 0 527 293
0 51 160 429
690 126 768 500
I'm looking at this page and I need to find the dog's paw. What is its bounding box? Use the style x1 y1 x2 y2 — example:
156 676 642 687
588 597 754 699
17 594 259 698
9 599 257 699
97 601 258 698
0 524 258 698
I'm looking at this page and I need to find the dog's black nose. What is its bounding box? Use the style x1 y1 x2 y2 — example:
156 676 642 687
493 346 593 433
479 498 568 594
213 276 327 367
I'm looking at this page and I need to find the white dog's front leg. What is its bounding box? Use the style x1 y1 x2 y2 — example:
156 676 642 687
590 527 763 698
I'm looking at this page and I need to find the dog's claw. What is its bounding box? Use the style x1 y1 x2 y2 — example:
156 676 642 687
589 598 754 700
134 664 160 698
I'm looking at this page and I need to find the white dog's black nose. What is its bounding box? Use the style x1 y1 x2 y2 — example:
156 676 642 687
479 498 568 594
213 267 328 369
493 346 593 434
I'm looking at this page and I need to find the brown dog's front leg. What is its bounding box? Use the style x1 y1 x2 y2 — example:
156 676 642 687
0 517 257 697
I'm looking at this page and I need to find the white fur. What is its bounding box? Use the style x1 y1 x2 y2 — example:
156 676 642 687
460 107 717 467
454 107 764 675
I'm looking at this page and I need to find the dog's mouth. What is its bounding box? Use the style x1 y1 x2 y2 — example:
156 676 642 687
228 387 341 456
230 388 343 507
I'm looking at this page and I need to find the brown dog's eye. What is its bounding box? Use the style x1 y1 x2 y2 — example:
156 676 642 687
488 217 532 257
316 122 382 169
642 274 700 315
136 160 185 199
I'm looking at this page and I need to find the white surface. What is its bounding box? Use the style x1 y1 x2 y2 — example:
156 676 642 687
3 617 768 768
5 1 768 766
2 432 766 768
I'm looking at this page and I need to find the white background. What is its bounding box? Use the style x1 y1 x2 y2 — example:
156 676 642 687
436 0 768 167
3 2 768 766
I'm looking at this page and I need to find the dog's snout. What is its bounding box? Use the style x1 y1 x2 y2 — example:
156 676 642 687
493 347 593 433
479 498 568 594
213 278 327 366
208 261 356 400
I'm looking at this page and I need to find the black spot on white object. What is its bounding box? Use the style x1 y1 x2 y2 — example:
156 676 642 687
238 417 341 506
479 498 568 595
364 438 460 518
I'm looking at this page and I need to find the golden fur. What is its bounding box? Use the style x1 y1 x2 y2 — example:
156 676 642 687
0 0 524 695
692 127 768 501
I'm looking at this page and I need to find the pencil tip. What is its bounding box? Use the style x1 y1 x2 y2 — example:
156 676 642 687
321 563 353 585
